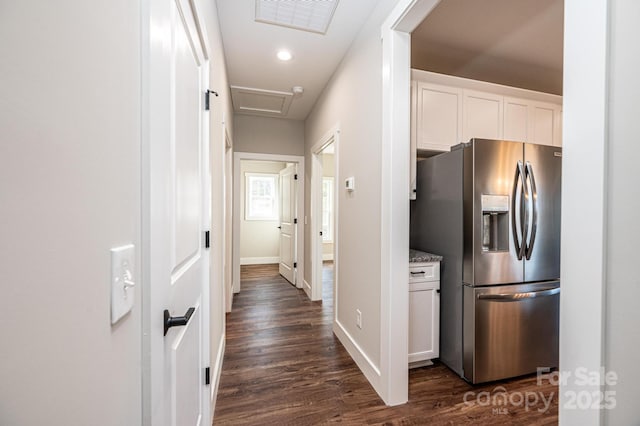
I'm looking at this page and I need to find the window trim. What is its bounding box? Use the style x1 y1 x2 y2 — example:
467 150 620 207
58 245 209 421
244 172 279 221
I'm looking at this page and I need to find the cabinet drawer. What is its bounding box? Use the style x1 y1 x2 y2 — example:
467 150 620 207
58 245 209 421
409 280 439 292
409 262 439 283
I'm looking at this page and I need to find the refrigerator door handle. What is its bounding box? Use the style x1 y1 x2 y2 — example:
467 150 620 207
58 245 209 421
477 287 560 300
511 161 527 260
525 162 538 260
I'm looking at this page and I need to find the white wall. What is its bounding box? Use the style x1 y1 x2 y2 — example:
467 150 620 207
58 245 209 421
0 0 233 424
239 160 286 264
233 114 304 156
304 0 401 393
0 1 141 424
603 0 640 423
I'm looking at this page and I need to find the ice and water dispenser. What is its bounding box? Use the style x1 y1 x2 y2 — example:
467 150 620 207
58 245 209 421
481 194 509 252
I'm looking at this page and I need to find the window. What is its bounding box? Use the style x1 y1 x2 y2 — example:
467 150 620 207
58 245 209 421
322 177 334 242
245 173 278 220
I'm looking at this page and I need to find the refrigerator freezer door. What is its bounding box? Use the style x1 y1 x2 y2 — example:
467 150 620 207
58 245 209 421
467 139 524 285
463 281 560 383
523 144 562 282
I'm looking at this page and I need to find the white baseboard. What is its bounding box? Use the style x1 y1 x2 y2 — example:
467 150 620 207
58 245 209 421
303 279 312 298
240 256 279 265
210 332 225 411
333 319 382 392
322 253 334 261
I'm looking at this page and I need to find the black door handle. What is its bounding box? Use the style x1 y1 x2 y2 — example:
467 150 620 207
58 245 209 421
277 226 282 229
164 307 195 336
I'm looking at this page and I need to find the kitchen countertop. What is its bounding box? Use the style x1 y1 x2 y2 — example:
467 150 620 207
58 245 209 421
409 249 443 263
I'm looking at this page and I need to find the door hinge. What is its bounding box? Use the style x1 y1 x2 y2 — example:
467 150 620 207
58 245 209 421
294 218 298 224
204 230 210 249
294 174 298 180
319 231 323 236
294 262 297 268
204 90 219 111
205 367 210 385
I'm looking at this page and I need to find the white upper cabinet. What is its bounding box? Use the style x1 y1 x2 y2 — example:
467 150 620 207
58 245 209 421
411 70 562 151
415 81 462 151
556 108 563 147
463 89 504 141
410 70 562 199
504 96 530 142
530 101 561 146
503 96 563 146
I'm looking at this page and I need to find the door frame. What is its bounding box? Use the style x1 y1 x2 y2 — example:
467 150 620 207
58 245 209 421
309 125 340 303
380 0 441 405
224 126 233 313
232 152 305 295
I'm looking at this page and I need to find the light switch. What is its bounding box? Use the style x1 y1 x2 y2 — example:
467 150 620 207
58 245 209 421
111 244 135 324
345 177 355 192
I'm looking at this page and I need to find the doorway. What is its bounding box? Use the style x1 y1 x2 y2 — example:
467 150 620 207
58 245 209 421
232 152 305 297
310 126 339 304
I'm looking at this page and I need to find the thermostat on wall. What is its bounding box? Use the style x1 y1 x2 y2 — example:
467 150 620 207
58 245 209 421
345 177 355 192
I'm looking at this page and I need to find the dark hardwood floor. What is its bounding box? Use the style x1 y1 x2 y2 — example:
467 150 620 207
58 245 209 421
214 263 558 425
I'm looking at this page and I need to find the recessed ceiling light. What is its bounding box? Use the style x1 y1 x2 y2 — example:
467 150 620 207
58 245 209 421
277 49 293 61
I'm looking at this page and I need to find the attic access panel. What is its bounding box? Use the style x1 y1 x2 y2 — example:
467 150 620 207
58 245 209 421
230 86 294 117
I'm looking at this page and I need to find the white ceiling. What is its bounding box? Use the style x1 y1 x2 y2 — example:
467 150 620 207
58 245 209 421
218 0 563 121
216 0 380 121
412 0 564 94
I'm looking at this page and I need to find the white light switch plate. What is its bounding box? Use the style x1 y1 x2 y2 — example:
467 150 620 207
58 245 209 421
345 176 355 192
111 244 135 324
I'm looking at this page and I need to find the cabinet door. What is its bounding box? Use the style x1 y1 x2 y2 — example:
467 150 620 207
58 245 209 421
463 89 503 142
503 97 530 142
415 82 463 151
409 284 440 362
529 101 560 146
555 108 563 147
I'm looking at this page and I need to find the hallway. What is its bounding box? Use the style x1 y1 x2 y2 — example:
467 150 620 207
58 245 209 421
213 264 558 425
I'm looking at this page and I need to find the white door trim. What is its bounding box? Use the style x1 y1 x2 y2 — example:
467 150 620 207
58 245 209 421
380 0 441 406
310 125 340 304
224 125 234 313
559 1 608 424
232 152 305 295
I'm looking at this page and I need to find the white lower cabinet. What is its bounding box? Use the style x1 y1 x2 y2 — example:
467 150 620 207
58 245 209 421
408 262 440 366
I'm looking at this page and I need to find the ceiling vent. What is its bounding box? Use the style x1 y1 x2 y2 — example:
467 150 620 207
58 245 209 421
255 0 339 34
230 86 293 117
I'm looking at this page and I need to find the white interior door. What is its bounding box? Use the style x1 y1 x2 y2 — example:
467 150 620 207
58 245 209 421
279 164 297 284
146 0 210 424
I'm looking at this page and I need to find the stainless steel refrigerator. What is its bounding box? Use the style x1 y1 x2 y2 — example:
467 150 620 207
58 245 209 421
410 138 561 384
